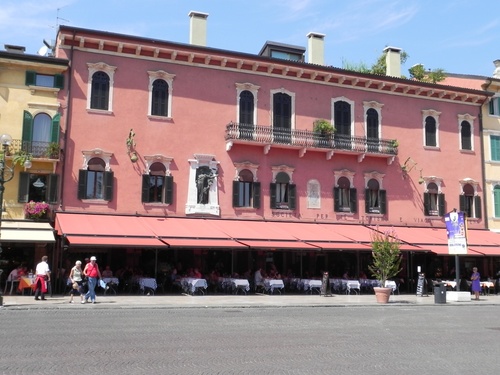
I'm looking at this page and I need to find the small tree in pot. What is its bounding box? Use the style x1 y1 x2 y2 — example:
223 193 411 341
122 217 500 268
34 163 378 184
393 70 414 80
368 228 402 303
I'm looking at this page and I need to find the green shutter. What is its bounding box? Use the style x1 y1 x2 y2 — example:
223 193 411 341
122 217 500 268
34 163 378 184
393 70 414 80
47 174 59 204
289 184 296 210
25 71 36 86
232 180 240 207
78 170 87 200
334 187 340 212
490 100 494 115
364 189 370 213
494 187 500 217
350 188 357 213
253 182 261 209
474 196 482 219
438 193 445 216
54 74 64 89
164 175 173 204
141 174 150 203
104 171 114 201
17 172 30 203
270 183 277 209
423 192 430 216
22 111 33 143
491 136 500 161
51 113 60 143
379 190 386 215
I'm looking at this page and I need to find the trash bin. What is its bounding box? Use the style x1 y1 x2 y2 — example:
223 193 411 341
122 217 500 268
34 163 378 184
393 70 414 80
434 282 446 304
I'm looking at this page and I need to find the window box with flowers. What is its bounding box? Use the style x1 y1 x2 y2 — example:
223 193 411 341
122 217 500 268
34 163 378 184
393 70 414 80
24 201 49 220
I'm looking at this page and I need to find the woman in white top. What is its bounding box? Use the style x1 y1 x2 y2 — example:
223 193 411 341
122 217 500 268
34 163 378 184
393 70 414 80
69 261 84 303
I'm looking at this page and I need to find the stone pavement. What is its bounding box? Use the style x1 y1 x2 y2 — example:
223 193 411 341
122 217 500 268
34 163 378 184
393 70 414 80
2 291 499 309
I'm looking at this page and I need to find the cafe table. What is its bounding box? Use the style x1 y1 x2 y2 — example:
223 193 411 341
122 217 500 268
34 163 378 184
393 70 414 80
138 277 157 295
18 276 35 295
300 279 322 294
103 277 120 295
180 278 208 295
264 279 285 294
230 278 250 294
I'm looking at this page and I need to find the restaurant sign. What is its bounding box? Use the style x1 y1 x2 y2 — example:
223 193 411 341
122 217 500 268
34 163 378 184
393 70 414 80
444 210 467 255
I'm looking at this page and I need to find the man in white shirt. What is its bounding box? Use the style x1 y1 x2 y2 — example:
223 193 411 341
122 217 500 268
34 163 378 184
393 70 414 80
33 256 50 301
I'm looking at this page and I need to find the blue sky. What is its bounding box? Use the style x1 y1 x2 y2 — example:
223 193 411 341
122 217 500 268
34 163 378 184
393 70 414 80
1 0 499 77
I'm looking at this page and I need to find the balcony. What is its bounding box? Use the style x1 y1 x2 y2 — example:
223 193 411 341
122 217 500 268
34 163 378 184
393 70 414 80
5 139 60 160
225 122 397 164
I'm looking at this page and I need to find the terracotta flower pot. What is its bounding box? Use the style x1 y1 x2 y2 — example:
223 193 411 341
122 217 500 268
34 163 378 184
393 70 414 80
373 286 392 303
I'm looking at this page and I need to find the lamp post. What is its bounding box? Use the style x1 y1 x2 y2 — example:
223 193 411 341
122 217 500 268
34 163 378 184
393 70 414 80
0 133 14 306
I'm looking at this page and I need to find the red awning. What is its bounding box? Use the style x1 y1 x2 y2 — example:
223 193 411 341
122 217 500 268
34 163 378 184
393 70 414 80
324 223 377 243
466 230 500 246
417 245 483 256
305 241 370 250
66 236 166 247
162 238 248 248
236 240 320 250
141 217 232 239
469 247 500 256
209 220 300 241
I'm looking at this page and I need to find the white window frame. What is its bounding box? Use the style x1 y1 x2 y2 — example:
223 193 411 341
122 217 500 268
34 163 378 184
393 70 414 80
235 83 259 125
458 113 475 151
147 70 175 119
270 88 296 129
422 109 441 148
86 62 116 113
186 154 220 216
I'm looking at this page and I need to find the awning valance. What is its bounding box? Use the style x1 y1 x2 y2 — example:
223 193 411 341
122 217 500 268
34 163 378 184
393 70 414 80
0 221 55 243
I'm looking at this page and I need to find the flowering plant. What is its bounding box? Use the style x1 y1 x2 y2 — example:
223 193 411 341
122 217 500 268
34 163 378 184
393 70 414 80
24 201 49 220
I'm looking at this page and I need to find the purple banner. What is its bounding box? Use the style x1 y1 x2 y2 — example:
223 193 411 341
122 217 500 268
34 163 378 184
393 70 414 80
444 211 467 255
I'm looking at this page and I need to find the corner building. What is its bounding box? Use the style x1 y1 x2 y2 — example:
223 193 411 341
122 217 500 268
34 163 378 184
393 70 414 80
52 12 499 290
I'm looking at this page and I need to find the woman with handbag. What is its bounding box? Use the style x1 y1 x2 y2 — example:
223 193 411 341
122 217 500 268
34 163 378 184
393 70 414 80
69 261 85 304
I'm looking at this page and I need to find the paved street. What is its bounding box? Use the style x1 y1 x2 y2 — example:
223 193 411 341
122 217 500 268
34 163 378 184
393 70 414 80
1 300 499 374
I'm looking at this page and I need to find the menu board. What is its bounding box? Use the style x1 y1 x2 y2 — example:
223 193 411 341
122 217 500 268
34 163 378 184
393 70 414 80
416 273 426 296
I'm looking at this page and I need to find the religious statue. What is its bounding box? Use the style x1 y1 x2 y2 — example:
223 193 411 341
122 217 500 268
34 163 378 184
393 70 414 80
196 167 215 204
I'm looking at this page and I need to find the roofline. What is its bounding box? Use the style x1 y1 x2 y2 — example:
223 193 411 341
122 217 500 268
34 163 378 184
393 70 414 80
57 25 492 98
0 50 69 66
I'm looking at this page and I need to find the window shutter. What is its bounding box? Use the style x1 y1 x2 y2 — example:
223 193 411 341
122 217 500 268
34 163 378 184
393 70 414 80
438 193 445 216
141 175 150 203
164 175 173 204
270 183 277 209
22 111 33 143
25 71 36 86
380 190 387 215
350 188 357 213
364 189 370 213
103 171 114 201
17 172 30 203
51 114 60 143
494 188 500 217
459 195 467 214
289 184 296 210
490 100 494 115
47 174 59 204
54 74 64 89
334 187 340 212
491 136 500 161
78 170 88 200
474 196 482 219
253 182 261 209
232 180 240 207
423 192 430 216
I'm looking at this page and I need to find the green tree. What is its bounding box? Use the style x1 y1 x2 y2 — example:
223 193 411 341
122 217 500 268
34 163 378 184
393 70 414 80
368 229 402 287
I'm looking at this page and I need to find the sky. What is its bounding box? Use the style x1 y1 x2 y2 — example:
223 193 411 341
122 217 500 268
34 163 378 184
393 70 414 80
1 0 499 77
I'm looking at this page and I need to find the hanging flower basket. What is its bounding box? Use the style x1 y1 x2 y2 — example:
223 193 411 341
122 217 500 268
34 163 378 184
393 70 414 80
24 201 49 220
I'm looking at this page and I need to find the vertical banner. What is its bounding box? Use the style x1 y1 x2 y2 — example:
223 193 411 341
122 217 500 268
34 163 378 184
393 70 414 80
444 210 467 254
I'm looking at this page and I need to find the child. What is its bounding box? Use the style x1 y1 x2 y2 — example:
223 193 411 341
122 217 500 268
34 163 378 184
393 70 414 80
69 282 84 304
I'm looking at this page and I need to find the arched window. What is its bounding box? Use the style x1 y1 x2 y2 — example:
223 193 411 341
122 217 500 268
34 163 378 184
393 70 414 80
423 182 444 216
335 176 354 212
425 116 437 147
334 101 351 136
270 171 296 210
365 178 386 214
460 120 472 150
142 162 171 203
460 183 481 219
366 108 379 152
239 90 254 125
233 169 260 208
78 158 113 201
90 71 110 110
151 79 168 117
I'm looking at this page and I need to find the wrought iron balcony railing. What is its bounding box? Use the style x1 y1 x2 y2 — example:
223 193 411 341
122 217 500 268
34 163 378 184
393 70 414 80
225 122 398 162
4 139 60 160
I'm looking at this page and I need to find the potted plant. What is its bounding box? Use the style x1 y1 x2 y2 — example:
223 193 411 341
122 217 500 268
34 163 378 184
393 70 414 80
12 150 33 168
313 119 335 135
24 201 50 220
368 228 402 303
45 142 60 159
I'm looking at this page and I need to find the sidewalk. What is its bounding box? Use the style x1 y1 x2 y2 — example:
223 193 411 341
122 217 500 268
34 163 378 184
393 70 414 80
2 292 499 309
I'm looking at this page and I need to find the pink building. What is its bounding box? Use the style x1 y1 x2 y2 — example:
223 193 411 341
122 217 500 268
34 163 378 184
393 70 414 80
52 14 497 291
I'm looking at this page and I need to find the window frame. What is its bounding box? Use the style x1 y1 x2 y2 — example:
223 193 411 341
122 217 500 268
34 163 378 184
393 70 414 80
422 109 441 148
334 169 356 214
86 62 116 112
25 70 64 89
458 114 475 151
148 70 175 118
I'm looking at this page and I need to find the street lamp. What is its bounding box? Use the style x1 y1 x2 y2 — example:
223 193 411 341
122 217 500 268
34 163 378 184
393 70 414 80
0 133 14 306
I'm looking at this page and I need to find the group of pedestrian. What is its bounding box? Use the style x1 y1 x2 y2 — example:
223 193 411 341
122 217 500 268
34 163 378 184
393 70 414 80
33 255 102 304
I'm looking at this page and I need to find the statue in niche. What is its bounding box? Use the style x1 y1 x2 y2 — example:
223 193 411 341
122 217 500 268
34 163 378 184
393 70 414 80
196 166 215 204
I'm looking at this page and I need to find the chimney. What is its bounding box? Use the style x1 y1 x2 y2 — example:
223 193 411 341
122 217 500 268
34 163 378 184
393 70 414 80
307 32 325 65
493 60 500 79
384 46 401 77
189 11 208 46
4 44 25 54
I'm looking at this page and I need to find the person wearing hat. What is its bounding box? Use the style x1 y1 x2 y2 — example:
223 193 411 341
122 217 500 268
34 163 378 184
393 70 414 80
68 260 84 304
83 256 102 304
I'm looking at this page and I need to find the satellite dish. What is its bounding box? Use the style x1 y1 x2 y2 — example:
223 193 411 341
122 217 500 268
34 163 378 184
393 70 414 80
37 45 49 56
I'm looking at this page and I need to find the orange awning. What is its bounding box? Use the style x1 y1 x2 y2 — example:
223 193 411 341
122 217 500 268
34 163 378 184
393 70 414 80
236 240 320 250
305 242 370 250
417 245 483 256
67 236 166 247
466 230 500 246
162 238 248 248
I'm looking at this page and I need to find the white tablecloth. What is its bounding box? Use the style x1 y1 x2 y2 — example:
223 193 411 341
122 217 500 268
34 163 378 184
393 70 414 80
103 277 119 285
181 278 208 294
230 279 250 292
264 279 284 293
300 279 322 291
138 278 157 291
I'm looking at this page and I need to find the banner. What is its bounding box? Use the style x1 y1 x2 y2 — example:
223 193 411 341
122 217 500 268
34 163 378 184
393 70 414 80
444 211 467 255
